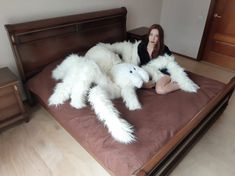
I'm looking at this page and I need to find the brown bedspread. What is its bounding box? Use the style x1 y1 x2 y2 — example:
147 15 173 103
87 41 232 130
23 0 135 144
27 60 225 176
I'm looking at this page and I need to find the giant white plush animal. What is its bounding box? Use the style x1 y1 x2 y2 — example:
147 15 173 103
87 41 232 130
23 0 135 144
49 54 149 144
98 41 199 93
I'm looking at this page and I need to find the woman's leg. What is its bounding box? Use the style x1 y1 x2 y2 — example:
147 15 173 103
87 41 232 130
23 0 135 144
155 75 180 94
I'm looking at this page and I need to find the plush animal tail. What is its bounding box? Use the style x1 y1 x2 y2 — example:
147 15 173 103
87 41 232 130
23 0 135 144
88 85 136 144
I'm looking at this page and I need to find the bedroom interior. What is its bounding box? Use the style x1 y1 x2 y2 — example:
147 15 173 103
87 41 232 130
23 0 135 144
0 1 235 176
1 54 234 176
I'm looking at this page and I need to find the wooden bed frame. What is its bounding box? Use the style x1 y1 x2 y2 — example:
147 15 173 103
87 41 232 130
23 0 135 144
5 7 235 176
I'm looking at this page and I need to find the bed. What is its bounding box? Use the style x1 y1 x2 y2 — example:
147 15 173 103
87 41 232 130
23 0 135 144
5 7 235 176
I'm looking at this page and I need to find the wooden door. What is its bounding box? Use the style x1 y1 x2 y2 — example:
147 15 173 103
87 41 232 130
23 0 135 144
201 0 235 70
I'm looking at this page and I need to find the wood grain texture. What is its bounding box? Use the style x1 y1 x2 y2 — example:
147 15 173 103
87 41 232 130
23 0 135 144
202 0 235 70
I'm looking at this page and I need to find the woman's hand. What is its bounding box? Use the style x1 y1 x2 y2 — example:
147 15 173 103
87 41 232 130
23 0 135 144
142 81 155 89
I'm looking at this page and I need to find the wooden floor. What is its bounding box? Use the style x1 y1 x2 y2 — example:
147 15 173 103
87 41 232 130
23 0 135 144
0 55 235 176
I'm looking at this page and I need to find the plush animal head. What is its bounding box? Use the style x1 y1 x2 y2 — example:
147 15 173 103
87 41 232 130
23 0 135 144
111 63 149 88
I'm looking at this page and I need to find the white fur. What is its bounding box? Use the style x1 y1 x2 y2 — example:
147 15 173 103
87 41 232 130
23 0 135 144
85 43 122 74
87 63 149 143
49 54 111 108
49 54 149 144
99 40 141 66
88 85 136 144
111 63 149 110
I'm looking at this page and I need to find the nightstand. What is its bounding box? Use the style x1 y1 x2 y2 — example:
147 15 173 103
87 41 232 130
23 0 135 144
127 26 149 42
0 67 28 130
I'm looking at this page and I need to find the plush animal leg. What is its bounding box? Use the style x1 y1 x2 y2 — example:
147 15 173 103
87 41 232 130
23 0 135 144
52 54 79 81
48 82 71 106
88 85 136 144
70 81 91 109
167 60 199 92
143 55 199 92
52 64 66 81
121 87 141 110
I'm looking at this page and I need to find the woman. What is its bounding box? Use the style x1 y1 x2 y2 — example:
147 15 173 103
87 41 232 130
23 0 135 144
138 24 180 94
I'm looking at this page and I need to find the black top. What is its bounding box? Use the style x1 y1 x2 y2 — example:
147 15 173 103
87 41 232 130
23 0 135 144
138 41 172 66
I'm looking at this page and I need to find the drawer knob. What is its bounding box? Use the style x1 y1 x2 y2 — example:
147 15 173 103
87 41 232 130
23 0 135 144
14 85 18 91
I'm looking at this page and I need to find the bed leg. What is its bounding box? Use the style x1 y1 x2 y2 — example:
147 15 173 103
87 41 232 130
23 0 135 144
25 89 36 106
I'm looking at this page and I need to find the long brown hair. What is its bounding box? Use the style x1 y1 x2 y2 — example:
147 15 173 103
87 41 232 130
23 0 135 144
148 24 164 58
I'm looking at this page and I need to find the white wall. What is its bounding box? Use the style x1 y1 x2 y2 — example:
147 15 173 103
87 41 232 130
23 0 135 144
160 0 211 58
0 0 163 77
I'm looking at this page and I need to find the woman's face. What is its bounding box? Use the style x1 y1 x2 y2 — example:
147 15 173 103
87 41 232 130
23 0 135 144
148 29 159 45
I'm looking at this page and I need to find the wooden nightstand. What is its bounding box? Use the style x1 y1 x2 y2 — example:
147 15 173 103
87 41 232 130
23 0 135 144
0 67 28 130
127 26 149 42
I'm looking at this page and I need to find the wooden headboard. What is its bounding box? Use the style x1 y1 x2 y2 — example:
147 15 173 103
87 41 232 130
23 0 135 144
5 7 127 82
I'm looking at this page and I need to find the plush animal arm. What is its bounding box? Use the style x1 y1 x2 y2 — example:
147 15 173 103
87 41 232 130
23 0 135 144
143 54 199 92
48 54 113 108
88 85 136 144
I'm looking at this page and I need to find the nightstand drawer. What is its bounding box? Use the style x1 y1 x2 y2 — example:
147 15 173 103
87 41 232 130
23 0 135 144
0 91 18 109
0 85 14 97
0 67 28 129
0 104 21 121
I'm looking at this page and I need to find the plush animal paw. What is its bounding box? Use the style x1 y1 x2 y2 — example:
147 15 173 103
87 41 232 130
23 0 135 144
106 118 136 144
180 80 200 93
48 82 70 106
48 93 65 107
126 100 142 111
52 67 63 81
70 100 87 109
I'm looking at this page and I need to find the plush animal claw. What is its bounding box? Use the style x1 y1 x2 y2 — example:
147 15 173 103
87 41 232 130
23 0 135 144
126 100 142 110
179 80 200 93
48 93 65 106
70 100 87 109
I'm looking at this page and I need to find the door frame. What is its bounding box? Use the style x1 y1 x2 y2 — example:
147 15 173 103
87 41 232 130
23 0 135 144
197 0 216 60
